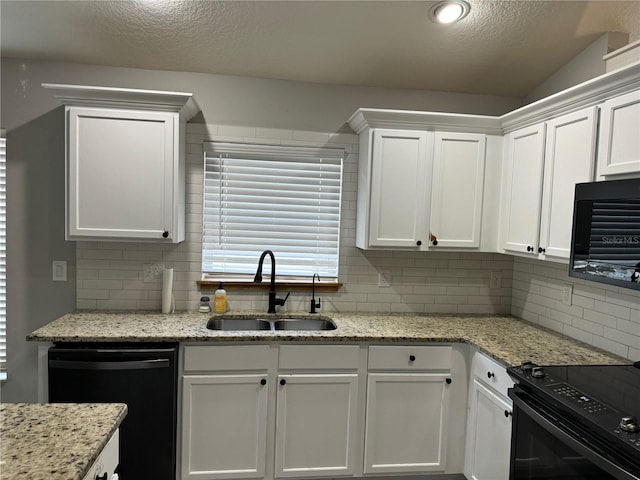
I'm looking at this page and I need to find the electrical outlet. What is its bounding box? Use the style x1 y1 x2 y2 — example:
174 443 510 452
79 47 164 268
143 263 165 283
378 269 391 287
562 284 573 306
490 271 502 289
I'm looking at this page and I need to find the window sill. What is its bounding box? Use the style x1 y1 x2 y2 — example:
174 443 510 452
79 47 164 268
197 279 342 292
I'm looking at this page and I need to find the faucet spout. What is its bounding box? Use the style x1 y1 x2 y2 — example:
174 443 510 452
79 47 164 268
310 273 321 314
254 250 289 314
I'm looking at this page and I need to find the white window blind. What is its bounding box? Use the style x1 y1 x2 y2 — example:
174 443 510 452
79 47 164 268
0 136 6 380
202 142 343 279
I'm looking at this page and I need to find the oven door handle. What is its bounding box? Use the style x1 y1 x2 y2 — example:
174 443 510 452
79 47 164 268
511 390 640 480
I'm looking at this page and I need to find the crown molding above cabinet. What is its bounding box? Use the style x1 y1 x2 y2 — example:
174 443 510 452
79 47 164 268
501 61 640 133
42 83 200 120
349 62 640 136
347 108 503 135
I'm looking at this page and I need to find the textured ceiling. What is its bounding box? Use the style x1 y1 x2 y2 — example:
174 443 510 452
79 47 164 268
1 1 639 98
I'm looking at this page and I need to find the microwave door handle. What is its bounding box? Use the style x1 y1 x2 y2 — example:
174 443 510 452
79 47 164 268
49 358 170 371
511 391 639 480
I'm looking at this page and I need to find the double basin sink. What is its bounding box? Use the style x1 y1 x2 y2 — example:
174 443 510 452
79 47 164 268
207 315 336 332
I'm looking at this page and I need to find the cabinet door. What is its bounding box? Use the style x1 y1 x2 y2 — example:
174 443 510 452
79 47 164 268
363 373 450 474
430 132 486 248
67 107 176 240
181 374 268 480
539 107 597 261
274 374 358 478
597 90 640 177
82 429 119 480
501 124 546 255
368 129 430 248
464 379 512 480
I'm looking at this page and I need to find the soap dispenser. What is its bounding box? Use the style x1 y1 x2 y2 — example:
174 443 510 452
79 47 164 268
214 282 227 314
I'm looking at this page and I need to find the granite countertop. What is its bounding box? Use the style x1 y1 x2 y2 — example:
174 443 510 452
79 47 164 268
0 403 127 480
28 311 627 367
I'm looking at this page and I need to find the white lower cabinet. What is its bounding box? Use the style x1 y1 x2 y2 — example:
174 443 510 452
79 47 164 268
274 373 359 477
180 344 361 480
182 374 269 479
364 372 451 474
464 351 513 480
181 345 272 480
181 343 470 480
363 345 454 474
83 428 119 480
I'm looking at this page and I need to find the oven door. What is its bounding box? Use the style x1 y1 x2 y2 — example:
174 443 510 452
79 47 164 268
509 386 640 480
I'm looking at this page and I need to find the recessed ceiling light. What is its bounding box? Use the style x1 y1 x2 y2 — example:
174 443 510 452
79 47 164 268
429 0 470 24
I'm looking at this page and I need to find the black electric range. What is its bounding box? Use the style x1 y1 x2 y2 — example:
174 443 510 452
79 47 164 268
508 361 640 480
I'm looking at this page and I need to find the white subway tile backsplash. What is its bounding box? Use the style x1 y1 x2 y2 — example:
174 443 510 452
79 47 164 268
512 257 640 360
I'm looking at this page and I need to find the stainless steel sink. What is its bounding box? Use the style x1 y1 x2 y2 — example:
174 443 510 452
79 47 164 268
273 318 336 331
206 316 336 331
206 317 272 331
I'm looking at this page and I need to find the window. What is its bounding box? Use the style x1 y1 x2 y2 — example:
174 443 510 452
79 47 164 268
0 135 6 380
202 142 343 281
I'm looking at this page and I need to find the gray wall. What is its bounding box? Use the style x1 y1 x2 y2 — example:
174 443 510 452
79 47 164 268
524 32 629 104
4 107 76 402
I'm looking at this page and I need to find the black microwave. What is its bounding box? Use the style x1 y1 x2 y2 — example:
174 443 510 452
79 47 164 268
569 178 640 291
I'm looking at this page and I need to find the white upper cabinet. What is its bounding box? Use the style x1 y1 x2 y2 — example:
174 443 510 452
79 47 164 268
43 83 199 242
597 89 640 178
348 109 502 252
539 107 597 260
366 128 431 249
500 107 597 262
430 132 486 249
500 124 546 256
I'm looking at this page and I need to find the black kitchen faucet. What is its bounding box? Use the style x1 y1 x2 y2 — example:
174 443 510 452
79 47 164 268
254 250 289 313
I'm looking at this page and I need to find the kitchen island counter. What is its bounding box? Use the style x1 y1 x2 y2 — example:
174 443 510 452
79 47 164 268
0 402 127 480
27 311 627 367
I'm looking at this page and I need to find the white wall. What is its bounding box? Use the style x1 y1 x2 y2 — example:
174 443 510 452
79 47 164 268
75 123 514 315
512 257 640 361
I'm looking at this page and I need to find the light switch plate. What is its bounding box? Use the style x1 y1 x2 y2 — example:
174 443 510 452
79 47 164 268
52 260 67 281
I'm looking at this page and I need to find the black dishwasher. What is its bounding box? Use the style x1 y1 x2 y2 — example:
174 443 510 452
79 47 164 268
48 343 178 480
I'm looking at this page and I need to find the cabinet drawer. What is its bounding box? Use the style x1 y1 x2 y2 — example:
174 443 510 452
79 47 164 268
83 429 119 480
278 345 360 370
184 345 271 372
368 345 451 371
471 350 513 398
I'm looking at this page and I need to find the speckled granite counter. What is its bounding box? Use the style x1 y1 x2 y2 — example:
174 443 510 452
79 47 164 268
0 403 127 480
28 312 627 367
